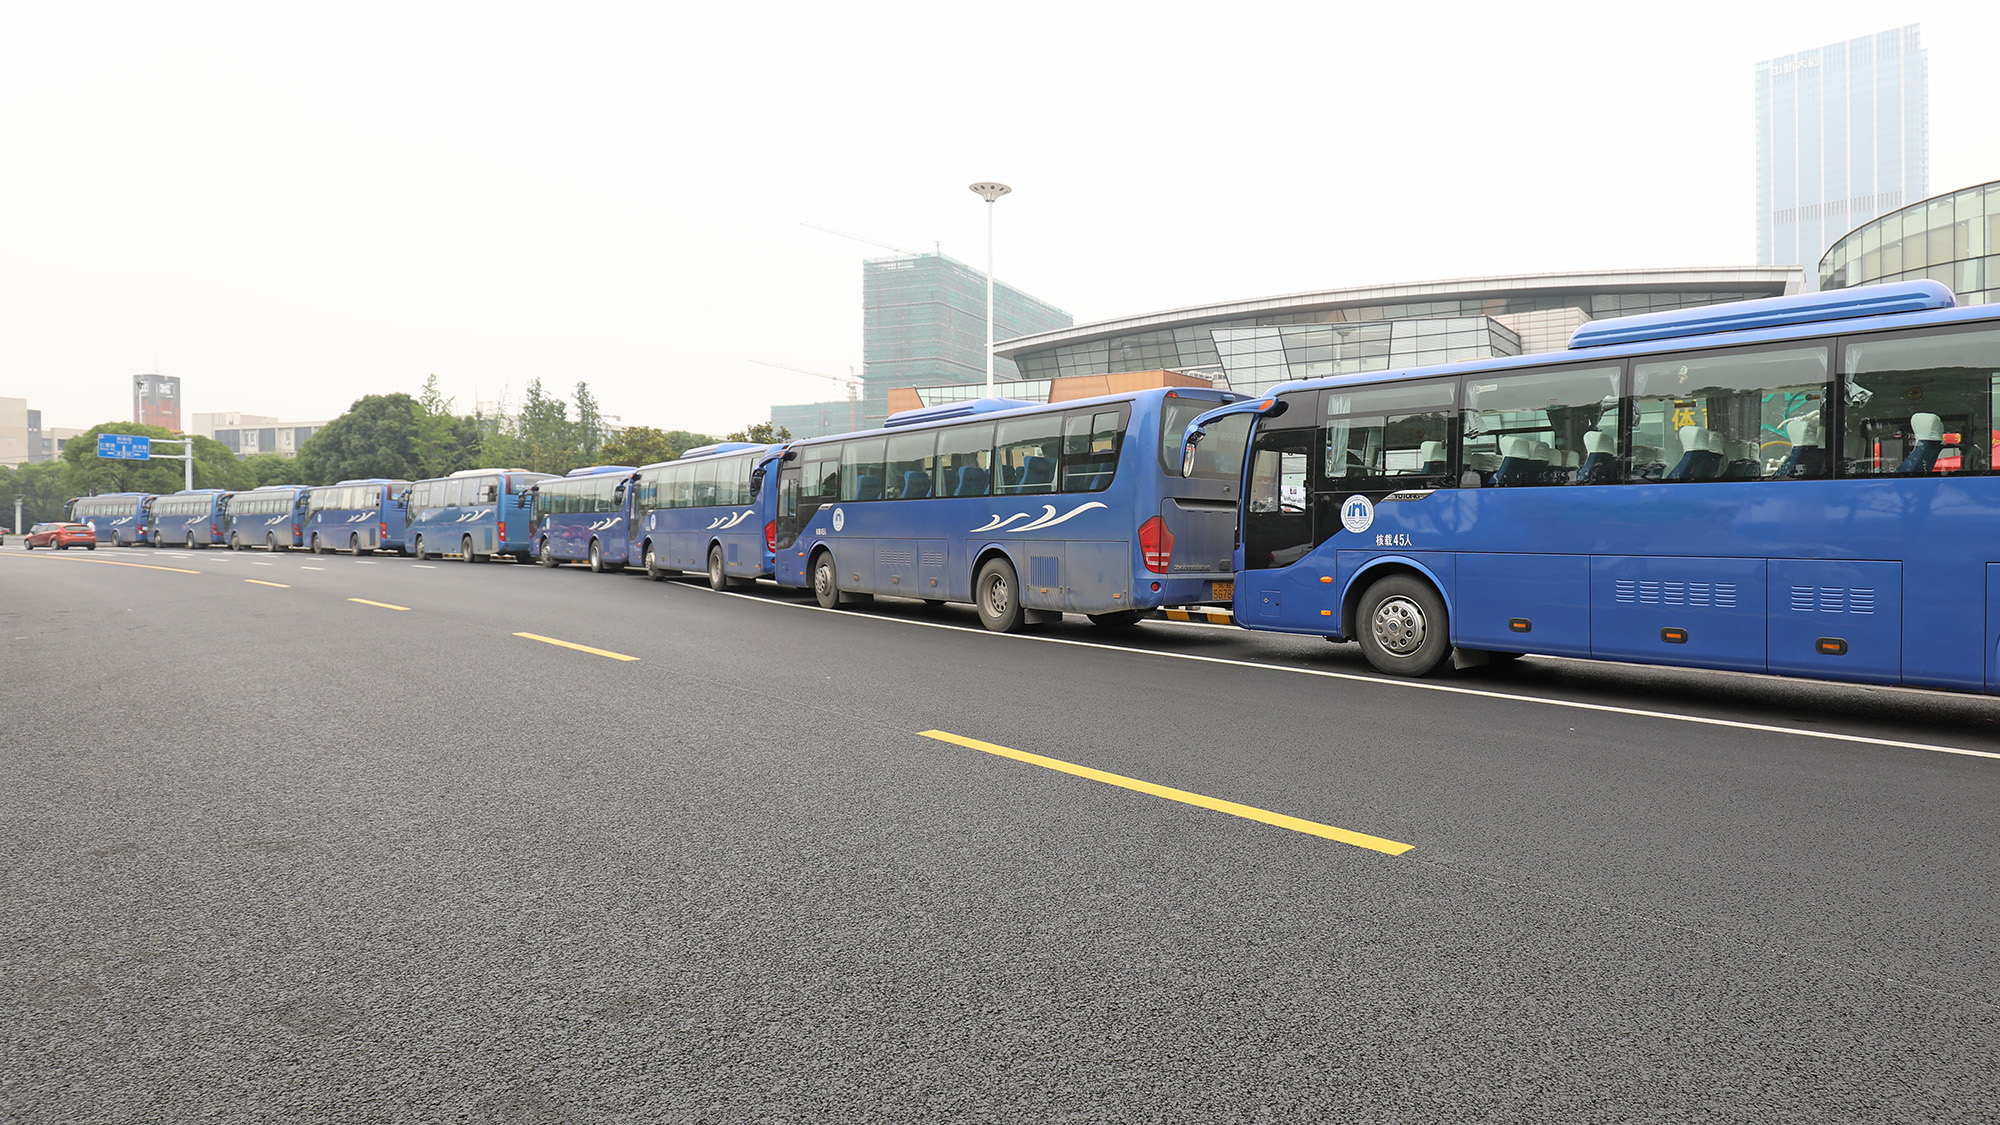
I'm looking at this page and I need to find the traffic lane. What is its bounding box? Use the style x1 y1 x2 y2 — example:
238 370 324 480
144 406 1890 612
609 578 2000 995
6 588 1995 1122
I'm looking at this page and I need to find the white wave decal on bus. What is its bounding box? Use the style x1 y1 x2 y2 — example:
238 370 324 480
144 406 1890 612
968 501 1107 534
706 510 754 530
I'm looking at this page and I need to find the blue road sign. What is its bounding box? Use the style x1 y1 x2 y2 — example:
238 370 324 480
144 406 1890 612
96 433 152 460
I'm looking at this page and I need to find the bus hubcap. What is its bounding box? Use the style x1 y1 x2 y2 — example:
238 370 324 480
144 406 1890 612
814 562 833 599
984 575 1008 618
1372 596 1427 656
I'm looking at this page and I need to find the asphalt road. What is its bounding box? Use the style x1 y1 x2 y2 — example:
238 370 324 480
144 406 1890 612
3 541 1996 1124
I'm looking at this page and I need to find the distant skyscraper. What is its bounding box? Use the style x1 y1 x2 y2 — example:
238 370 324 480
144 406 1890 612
133 373 182 431
1756 25 1927 289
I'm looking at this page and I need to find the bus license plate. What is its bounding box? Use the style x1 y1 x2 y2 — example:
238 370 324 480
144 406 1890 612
1212 581 1234 601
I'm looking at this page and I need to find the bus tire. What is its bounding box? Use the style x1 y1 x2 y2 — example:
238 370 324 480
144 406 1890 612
229 533 241 551
643 542 666 581
1087 610 1145 628
461 535 477 563
589 540 606 574
185 532 195 550
1356 574 1452 677
412 535 427 560
350 533 363 557
538 538 556 567
310 533 322 554
707 544 730 591
266 533 279 553
812 551 848 609
975 557 1025 633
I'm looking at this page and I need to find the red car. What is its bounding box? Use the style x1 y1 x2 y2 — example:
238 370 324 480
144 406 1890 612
24 522 97 550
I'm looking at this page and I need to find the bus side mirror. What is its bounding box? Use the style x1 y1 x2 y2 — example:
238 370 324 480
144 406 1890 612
1181 431 1203 478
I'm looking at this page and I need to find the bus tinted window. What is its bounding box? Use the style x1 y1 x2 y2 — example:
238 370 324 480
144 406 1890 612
1324 380 1456 489
1061 409 1123 493
994 416 1060 494
1631 345 1829 482
885 431 937 499
1165 397 1250 481
1842 326 2000 476
935 425 992 498
1464 365 1619 486
799 448 840 501
841 439 887 502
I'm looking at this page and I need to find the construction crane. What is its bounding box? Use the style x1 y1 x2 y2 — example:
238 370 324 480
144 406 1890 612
750 359 863 434
801 222 939 258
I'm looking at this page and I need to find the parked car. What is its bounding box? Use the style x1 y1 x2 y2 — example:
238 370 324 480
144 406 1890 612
25 522 97 550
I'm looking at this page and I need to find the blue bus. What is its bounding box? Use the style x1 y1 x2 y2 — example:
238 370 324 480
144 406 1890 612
627 443 784 589
148 489 229 549
528 465 637 571
1179 280 2000 693
224 486 312 551
772 388 1245 630
404 468 555 562
305 478 411 555
68 493 154 546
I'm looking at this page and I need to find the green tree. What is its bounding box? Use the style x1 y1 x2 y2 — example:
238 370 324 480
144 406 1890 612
241 452 308 487
724 421 792 444
516 379 576 475
474 399 529 471
59 423 245 495
574 382 602 461
414 375 481 477
597 426 718 466
13 461 71 527
297 394 422 483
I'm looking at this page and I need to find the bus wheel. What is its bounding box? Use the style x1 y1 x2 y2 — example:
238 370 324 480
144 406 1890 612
589 540 605 574
310 533 322 554
266 533 279 552
412 535 427 560
350 534 363 557
184 532 194 550
707 545 730 591
229 533 241 551
812 551 848 609
1087 610 1145 629
539 539 556 567
461 535 477 563
643 543 666 581
975 558 1024 633
1356 574 1451 677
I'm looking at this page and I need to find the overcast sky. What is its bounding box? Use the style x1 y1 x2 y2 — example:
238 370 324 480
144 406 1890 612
3 1 1995 437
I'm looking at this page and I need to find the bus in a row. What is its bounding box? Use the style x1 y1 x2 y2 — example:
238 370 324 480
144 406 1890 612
305 478 410 555
1179 279 2000 693
405 468 554 562
149 489 229 548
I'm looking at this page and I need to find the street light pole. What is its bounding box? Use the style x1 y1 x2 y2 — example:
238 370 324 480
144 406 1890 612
969 182 1011 396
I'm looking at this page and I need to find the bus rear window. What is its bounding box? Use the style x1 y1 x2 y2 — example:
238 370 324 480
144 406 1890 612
1163 400 1250 480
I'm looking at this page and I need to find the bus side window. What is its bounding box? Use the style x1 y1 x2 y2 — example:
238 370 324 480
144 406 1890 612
1060 408 1124 493
1840 326 2000 476
1243 425 1314 570
841 438 887 502
935 424 993 497
1461 365 1619 487
994 416 1060 494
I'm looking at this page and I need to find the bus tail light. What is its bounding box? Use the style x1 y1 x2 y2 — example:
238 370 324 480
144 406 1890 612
379 521 388 539
1139 516 1174 573
765 520 777 552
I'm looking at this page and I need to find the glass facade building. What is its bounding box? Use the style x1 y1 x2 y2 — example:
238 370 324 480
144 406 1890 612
996 269 1802 400
770 253 1073 438
1820 181 2000 306
1756 25 1927 288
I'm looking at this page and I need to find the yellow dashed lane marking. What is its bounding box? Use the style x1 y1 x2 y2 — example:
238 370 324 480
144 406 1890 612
244 579 291 588
919 730 1413 855
512 632 639 662
349 598 410 611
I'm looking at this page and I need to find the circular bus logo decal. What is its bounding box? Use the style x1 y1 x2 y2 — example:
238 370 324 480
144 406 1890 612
831 507 845 532
1340 494 1374 534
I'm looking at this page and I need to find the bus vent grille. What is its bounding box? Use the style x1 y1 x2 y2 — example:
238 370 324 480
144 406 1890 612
921 551 946 568
1617 579 1735 607
879 549 914 566
1793 585 1874 614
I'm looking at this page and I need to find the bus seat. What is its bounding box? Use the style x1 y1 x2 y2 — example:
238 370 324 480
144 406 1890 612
1493 436 1540 486
954 466 989 497
858 473 883 501
999 464 1022 490
1664 426 1708 480
1699 431 1729 478
935 466 959 496
902 470 932 499
1776 417 1826 477
1021 455 1056 492
1723 439 1762 480
1418 441 1446 474
1897 413 1945 473
1463 451 1500 486
1579 431 1617 483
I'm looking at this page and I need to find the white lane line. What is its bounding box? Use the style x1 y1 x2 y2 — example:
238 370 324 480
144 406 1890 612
708 588 1999 762
413 564 436 569
355 561 378 565
253 561 272 566
300 566 324 571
